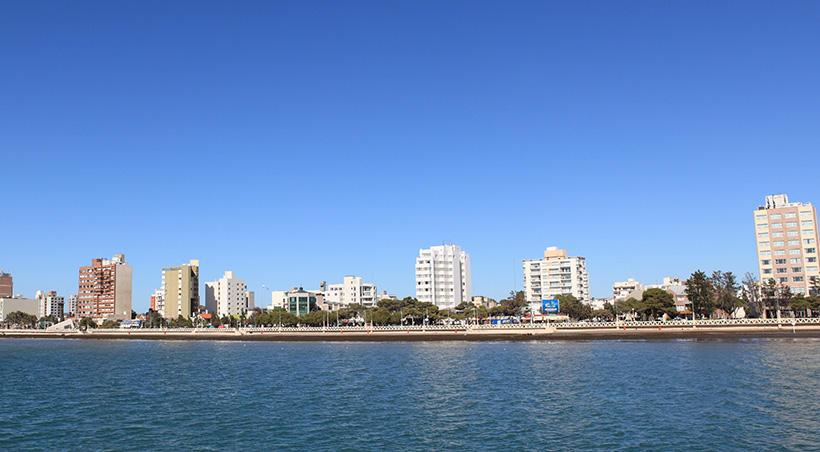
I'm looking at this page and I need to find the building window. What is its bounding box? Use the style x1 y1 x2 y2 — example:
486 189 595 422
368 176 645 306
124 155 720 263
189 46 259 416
802 220 814 226
786 221 798 228
788 240 800 246
775 259 787 264
761 251 771 256
777 268 788 273
773 241 784 247
759 242 770 248
790 258 802 264
807 266 819 272
804 230 815 236
785 213 797 218
771 214 782 220
756 215 767 221
805 239 816 245
774 250 785 256
757 224 768 230
800 211 812 217
788 230 799 236
807 248 817 254
762 259 772 265
809 257 818 263
790 249 801 255
794 276 804 282
773 232 784 237
779 277 788 283
759 232 769 239
763 269 772 274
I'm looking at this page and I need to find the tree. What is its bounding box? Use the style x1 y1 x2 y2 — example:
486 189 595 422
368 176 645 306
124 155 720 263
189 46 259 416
501 291 528 317
5 311 38 328
78 316 97 329
640 288 677 320
742 272 764 318
557 294 592 320
710 271 741 318
100 319 120 329
685 270 713 318
790 294 812 318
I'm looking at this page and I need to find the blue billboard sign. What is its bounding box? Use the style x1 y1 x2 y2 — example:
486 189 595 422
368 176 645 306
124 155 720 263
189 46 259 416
542 299 559 314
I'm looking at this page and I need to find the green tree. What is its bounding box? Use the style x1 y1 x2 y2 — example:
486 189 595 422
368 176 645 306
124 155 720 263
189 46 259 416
500 291 528 317
5 311 38 328
100 319 120 329
640 288 677 320
78 316 97 329
790 294 812 318
685 270 713 319
557 294 592 320
810 276 820 297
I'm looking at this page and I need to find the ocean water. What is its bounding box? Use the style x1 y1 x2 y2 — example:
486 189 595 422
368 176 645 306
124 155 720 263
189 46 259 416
1 338 819 451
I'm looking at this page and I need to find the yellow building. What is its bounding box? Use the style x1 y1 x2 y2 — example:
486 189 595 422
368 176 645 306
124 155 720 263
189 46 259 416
162 260 200 319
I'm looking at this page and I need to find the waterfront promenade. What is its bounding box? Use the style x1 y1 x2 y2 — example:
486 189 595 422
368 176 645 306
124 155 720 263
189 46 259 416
3 318 820 341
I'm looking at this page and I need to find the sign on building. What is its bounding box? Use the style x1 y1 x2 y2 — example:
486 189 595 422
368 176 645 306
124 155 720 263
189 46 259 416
542 299 559 314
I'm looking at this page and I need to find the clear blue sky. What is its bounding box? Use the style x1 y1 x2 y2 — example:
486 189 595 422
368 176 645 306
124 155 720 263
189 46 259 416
2 1 818 312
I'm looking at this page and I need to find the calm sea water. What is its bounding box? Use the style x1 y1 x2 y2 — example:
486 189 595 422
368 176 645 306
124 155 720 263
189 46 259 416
1 338 819 451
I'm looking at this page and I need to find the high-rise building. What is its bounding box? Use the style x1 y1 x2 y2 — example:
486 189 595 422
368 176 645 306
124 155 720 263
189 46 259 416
0 270 12 298
755 194 819 295
523 247 590 304
415 244 472 310
162 260 200 319
37 290 64 318
77 254 133 320
205 271 249 317
324 276 379 307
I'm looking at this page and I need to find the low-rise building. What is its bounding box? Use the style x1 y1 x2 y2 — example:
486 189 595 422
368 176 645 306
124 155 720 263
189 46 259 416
324 276 379 307
284 288 323 316
0 296 40 321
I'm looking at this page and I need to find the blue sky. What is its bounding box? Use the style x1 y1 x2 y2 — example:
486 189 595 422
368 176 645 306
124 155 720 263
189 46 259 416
2 1 818 311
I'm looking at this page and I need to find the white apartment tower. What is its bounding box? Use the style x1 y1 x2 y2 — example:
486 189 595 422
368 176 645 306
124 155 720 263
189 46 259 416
755 194 819 295
205 271 250 317
325 276 379 307
523 247 590 304
415 244 471 310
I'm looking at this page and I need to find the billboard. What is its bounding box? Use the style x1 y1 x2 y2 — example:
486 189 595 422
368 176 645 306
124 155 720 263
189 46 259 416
542 299 559 314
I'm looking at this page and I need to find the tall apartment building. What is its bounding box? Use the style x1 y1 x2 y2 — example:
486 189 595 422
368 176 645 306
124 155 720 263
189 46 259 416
0 270 12 298
77 254 133 320
754 194 819 295
162 260 200 319
37 290 65 318
205 271 250 317
523 247 590 304
324 276 379 307
415 244 471 310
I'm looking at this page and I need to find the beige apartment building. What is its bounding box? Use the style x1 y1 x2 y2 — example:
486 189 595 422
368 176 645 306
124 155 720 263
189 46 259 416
77 254 132 320
162 260 200 319
755 194 819 296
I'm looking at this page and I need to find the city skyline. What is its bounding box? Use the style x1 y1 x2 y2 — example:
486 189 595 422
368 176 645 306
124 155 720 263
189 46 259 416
2 2 818 312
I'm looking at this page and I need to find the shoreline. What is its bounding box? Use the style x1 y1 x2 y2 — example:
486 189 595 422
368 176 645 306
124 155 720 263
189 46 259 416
2 323 820 341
